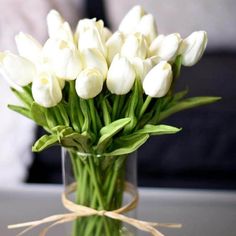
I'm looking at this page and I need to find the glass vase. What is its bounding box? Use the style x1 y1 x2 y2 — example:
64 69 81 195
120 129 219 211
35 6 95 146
62 148 137 236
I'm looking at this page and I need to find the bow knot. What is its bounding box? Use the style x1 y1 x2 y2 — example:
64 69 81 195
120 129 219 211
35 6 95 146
8 182 181 236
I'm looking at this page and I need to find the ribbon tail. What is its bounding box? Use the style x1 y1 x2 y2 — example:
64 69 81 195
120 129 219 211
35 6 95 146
105 211 181 236
8 213 77 236
39 215 78 236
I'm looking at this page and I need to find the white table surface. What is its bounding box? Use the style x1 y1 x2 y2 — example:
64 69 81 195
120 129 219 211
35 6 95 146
0 184 236 236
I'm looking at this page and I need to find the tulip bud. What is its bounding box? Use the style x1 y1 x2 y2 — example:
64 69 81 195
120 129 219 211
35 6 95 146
118 5 146 34
75 68 103 99
121 33 147 60
143 61 172 97
131 57 153 82
106 31 124 64
81 48 108 79
77 18 107 56
47 10 64 38
15 32 42 64
32 72 62 107
136 14 158 45
43 39 82 80
106 54 135 95
179 31 207 66
47 10 74 43
149 33 182 62
0 52 36 87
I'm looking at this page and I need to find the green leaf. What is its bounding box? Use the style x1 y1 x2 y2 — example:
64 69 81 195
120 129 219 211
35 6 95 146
137 124 181 136
8 104 32 119
32 134 58 152
96 118 131 153
172 89 189 103
45 107 58 129
158 96 221 122
56 127 91 151
57 103 70 126
31 102 48 127
11 86 33 108
106 133 149 156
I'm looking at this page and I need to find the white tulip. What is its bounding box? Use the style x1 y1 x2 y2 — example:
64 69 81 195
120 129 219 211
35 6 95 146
0 52 36 87
77 18 106 56
32 72 62 107
81 48 108 79
106 31 124 64
179 31 207 66
47 10 74 43
118 5 146 34
131 57 153 82
149 33 182 62
15 32 42 64
143 61 172 97
44 39 82 80
75 68 103 99
103 27 112 41
136 14 158 45
47 9 64 38
121 33 147 60
106 54 135 95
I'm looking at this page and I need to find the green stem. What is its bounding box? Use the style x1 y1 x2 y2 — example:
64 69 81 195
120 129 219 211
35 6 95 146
88 99 98 135
112 95 121 121
139 96 152 119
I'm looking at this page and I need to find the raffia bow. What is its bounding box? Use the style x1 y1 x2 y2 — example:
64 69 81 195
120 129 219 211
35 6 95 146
8 182 181 236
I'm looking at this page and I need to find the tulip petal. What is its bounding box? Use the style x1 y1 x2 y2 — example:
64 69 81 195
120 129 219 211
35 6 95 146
107 54 135 95
15 32 42 64
75 68 103 99
81 48 108 79
143 61 173 97
0 52 36 87
32 72 62 107
180 31 207 66
118 5 146 34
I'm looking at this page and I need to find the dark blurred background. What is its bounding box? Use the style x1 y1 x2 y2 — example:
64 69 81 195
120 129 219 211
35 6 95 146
27 0 236 189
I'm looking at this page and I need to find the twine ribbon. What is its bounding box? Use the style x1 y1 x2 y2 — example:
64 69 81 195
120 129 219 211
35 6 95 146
8 182 182 236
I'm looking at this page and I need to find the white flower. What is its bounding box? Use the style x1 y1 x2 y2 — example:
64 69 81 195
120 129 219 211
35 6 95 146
76 18 107 56
106 31 124 64
136 14 158 45
179 31 207 66
47 10 64 38
118 5 146 34
43 39 82 80
0 52 36 87
47 10 74 44
106 54 135 95
75 68 103 99
81 48 108 79
15 32 42 64
103 27 112 41
121 33 147 60
32 72 62 107
131 57 153 82
149 33 181 62
143 61 173 97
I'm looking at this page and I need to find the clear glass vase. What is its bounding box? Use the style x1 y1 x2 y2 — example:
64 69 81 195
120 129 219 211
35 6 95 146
62 148 137 236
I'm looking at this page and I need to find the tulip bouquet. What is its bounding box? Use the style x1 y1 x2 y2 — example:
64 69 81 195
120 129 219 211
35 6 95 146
1 5 219 236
